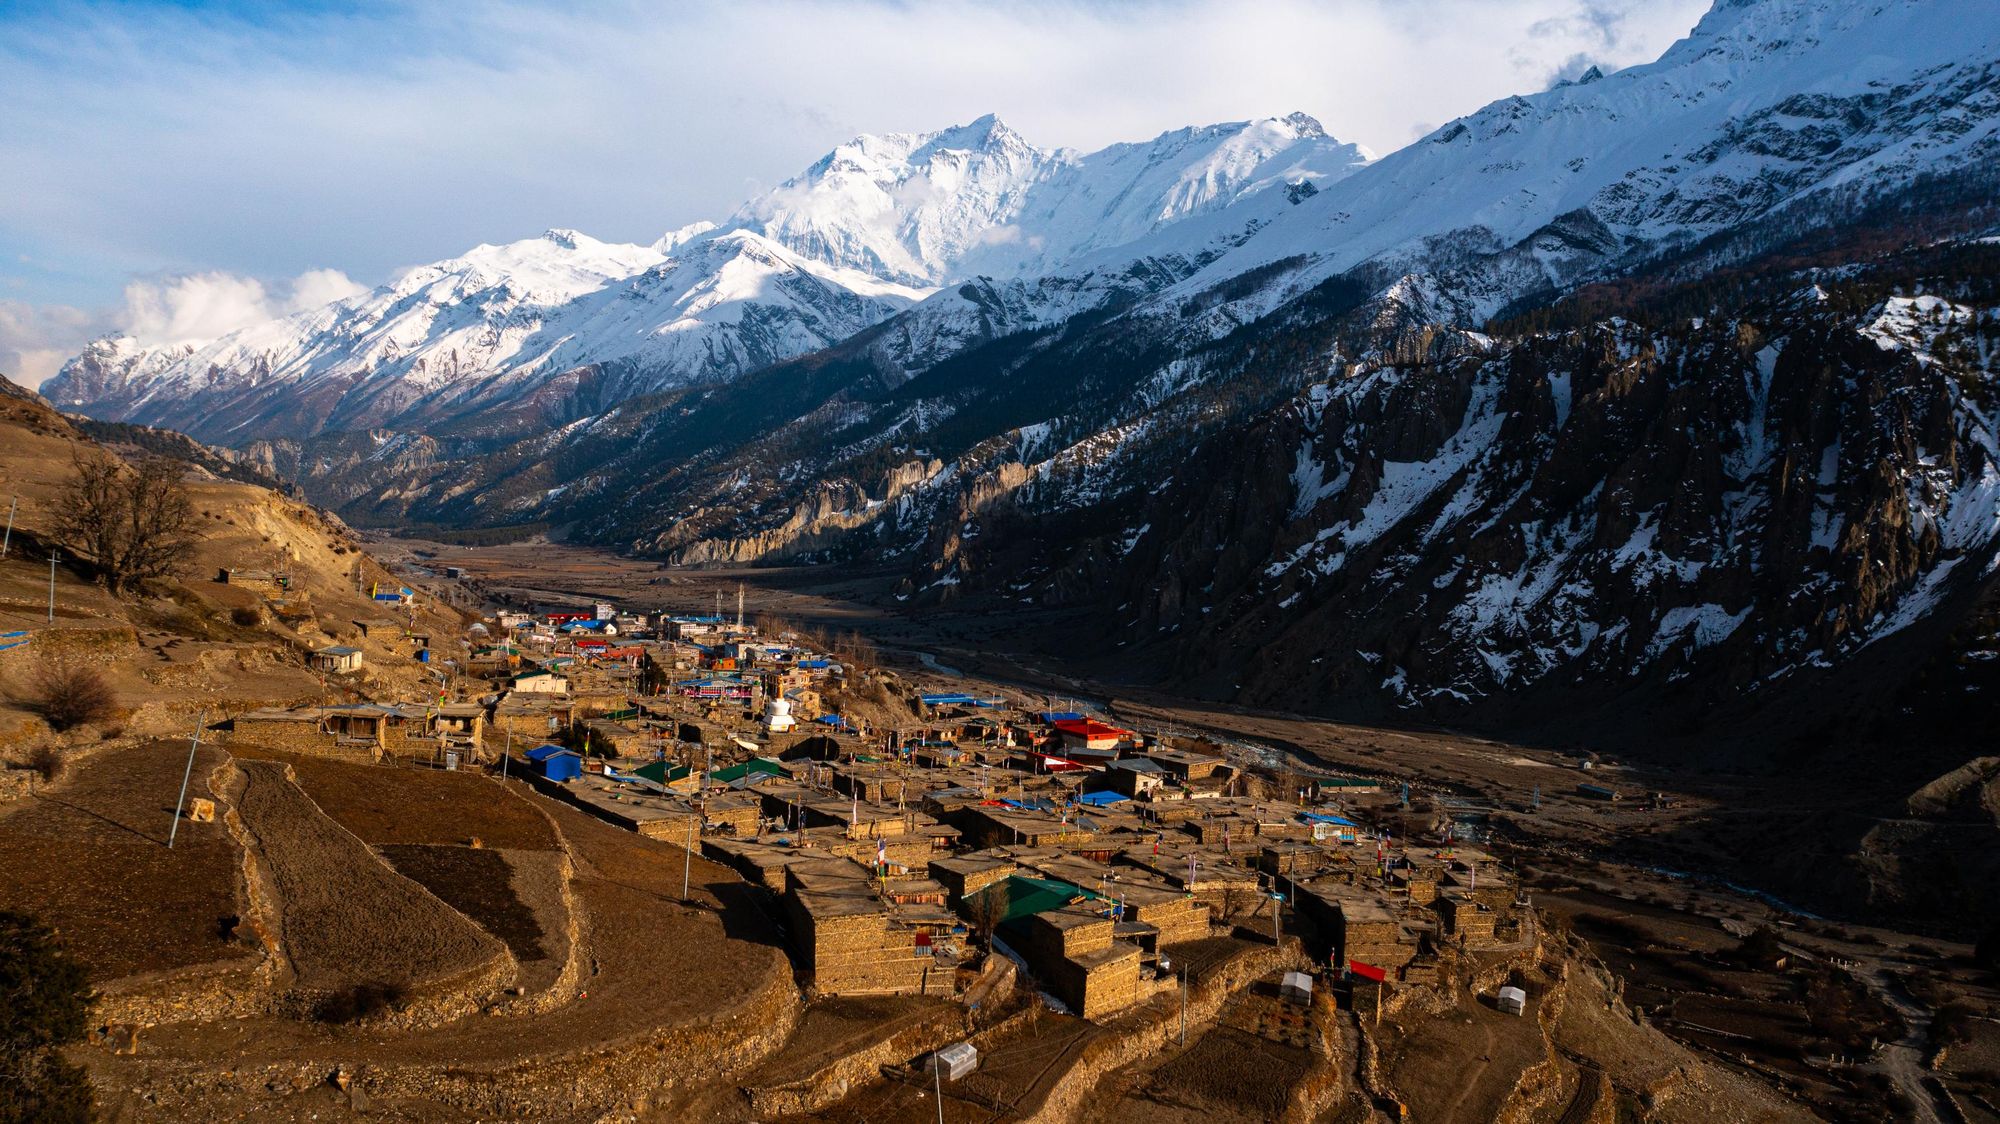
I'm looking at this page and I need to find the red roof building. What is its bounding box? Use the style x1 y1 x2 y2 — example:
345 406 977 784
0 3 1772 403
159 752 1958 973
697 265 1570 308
1051 718 1133 752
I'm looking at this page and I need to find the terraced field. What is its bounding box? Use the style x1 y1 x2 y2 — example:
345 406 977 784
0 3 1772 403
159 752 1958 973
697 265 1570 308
235 759 508 999
0 739 246 980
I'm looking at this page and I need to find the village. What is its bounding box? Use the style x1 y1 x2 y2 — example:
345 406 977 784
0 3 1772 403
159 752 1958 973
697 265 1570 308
0 317 1971 1124
232 577 1540 1037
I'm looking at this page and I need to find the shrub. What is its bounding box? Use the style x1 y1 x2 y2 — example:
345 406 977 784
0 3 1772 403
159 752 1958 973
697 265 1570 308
26 746 65 784
313 981 407 1024
230 606 262 627
31 661 113 733
1933 1002 1980 1047
0 910 96 1124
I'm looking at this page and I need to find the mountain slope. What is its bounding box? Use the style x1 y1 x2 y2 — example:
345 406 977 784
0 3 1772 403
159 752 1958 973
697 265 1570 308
724 111 1368 285
43 114 1366 445
44 229 925 442
1162 0 2000 323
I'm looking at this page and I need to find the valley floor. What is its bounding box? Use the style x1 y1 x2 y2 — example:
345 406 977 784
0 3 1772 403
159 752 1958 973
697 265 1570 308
354 536 2000 1122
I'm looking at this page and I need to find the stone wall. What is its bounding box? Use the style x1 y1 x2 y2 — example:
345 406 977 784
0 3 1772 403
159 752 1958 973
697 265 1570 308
1015 937 1310 1123
745 1004 971 1117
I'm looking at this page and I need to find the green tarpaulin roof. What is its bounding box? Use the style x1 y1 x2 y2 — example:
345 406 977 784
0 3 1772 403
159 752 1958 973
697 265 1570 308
709 757 786 784
633 761 691 784
974 875 1089 924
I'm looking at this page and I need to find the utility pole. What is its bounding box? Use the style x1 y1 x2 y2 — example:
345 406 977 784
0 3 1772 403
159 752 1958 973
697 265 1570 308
47 551 58 623
1273 891 1283 945
933 1049 945 1124
1 495 15 558
168 711 206 849
681 810 696 902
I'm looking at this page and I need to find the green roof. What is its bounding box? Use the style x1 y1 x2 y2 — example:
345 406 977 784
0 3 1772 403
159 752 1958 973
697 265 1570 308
709 757 786 784
634 761 691 784
974 875 1086 924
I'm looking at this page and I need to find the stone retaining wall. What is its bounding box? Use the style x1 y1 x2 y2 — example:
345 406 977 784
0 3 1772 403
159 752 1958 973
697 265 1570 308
1018 937 1309 1124
745 1005 971 1117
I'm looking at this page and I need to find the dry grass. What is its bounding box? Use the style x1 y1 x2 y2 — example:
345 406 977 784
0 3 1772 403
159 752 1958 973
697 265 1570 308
1141 1026 1307 1120
0 740 244 980
379 844 546 962
235 760 504 996
234 749 558 851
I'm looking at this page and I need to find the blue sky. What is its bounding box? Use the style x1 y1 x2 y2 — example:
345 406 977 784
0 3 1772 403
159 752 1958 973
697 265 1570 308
0 0 1708 384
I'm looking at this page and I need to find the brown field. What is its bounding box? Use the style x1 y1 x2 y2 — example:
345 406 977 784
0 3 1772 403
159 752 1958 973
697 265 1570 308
81 769 800 1123
756 994 960 1087
235 759 505 995
380 843 547 962
1378 985 1552 1124
1139 1025 1307 1119
234 747 559 850
0 739 246 980
1162 933 1269 985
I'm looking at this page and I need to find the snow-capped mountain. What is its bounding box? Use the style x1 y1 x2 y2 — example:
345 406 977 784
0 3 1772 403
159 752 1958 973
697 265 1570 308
723 111 1368 286
44 114 1365 442
1162 0 2000 323
47 227 925 440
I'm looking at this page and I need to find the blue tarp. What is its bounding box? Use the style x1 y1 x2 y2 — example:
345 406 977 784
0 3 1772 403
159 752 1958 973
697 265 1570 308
1076 790 1129 807
1303 813 1359 827
921 693 977 706
1040 711 1085 722
815 714 850 727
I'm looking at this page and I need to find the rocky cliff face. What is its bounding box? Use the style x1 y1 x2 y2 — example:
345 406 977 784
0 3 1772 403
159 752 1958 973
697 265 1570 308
1088 294 1997 733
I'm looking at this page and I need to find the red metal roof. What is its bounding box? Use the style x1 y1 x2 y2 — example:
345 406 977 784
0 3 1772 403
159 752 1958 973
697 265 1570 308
1051 718 1130 739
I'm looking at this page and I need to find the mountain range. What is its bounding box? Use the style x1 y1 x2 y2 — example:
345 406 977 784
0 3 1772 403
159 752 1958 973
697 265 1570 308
39 0 2000 766
44 110 1364 441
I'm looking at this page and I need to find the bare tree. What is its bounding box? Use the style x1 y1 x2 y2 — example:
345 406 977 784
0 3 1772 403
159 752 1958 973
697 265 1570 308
33 658 114 732
53 452 199 595
968 884 1008 951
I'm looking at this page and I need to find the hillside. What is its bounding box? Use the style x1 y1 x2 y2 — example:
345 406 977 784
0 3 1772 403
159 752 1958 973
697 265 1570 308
0 372 469 770
29 0 2000 763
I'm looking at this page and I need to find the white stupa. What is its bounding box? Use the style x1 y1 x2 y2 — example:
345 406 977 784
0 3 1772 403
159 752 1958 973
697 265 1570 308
763 695 797 733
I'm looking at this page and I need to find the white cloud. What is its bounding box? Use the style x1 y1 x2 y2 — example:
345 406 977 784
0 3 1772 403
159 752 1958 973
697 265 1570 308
119 272 275 347
0 266 366 387
118 268 366 347
0 0 1711 317
282 268 369 315
0 300 95 388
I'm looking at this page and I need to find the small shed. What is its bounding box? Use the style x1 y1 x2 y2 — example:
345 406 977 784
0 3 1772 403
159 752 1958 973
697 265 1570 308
933 1042 978 1081
310 646 364 673
1497 985 1527 1016
526 744 582 782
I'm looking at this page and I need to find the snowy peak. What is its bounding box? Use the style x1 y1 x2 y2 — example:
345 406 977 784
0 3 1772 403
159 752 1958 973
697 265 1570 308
1171 0 2000 322
726 112 1371 285
726 115 1055 286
